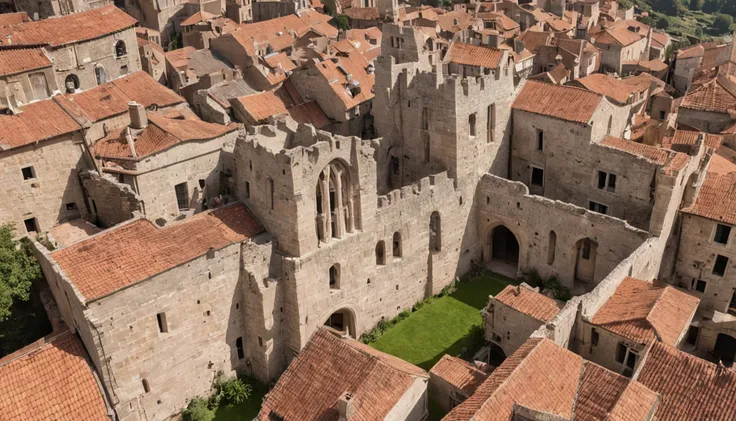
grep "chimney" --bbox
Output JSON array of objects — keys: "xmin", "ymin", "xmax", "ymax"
[
  {"xmin": 338, "ymin": 392, "xmax": 355, "ymax": 421},
  {"xmin": 128, "ymin": 101, "xmax": 147, "ymax": 129},
  {"xmin": 125, "ymin": 127, "xmax": 138, "ymax": 159}
]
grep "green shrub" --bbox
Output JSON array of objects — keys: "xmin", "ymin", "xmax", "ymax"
[
  {"xmin": 211, "ymin": 373, "xmax": 252, "ymax": 407},
  {"xmin": 713, "ymin": 13, "xmax": 733, "ymax": 33},
  {"xmin": 182, "ymin": 398, "xmax": 214, "ymax": 421},
  {"xmin": 657, "ymin": 17, "xmax": 671, "ymax": 29},
  {"xmin": 521, "ymin": 269, "xmax": 572, "ymax": 302}
]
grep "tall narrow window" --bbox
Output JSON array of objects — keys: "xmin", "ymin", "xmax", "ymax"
[
  {"xmin": 430, "ymin": 212, "xmax": 441, "ymax": 252},
  {"xmin": 581, "ymin": 238, "xmax": 592, "ymax": 260},
  {"xmin": 547, "ymin": 231, "xmax": 556, "ymax": 265},
  {"xmin": 422, "ymin": 107, "xmax": 429, "ymax": 130},
  {"xmin": 393, "ymin": 232, "xmax": 402, "ymax": 257},
  {"xmin": 175, "ymin": 182, "xmax": 189, "ymax": 210},
  {"xmin": 156, "ymin": 312, "xmax": 168, "ymax": 333},
  {"xmin": 469, "ymin": 113, "xmax": 476, "ymax": 137},
  {"xmin": 236, "ymin": 337, "xmax": 244, "ymax": 359},
  {"xmin": 714, "ymin": 224, "xmax": 731, "ymax": 244},
  {"xmin": 713, "ymin": 255, "xmax": 729, "ymax": 277},
  {"xmin": 376, "ymin": 241, "xmax": 386, "ymax": 265},
  {"xmin": 142, "ymin": 379, "xmax": 151, "ymax": 393},
  {"xmin": 607, "ymin": 115, "xmax": 613, "ymax": 135},
  {"xmin": 94, "ymin": 66, "xmax": 107, "ymax": 85},
  {"xmin": 729, "ymin": 291, "xmax": 736, "ymax": 313},
  {"xmin": 487, "ymin": 104, "xmax": 496, "ymax": 143},
  {"xmin": 115, "ymin": 40, "xmax": 127, "ymax": 57},
  {"xmin": 245, "ymin": 181, "xmax": 251, "ymax": 198},
  {"xmin": 21, "ymin": 166, "xmax": 35, "ymax": 180},
  {"xmin": 268, "ymin": 178, "xmax": 274, "ymax": 210},
  {"xmin": 536, "ymin": 130, "xmax": 544, "ymax": 151},
  {"xmin": 329, "ymin": 264, "xmax": 340, "ymax": 289},
  {"xmin": 424, "ymin": 133, "xmax": 430, "ymax": 162}
]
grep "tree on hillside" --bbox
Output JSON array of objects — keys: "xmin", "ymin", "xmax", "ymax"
[
  {"xmin": 721, "ymin": 1, "xmax": 736, "ymax": 18},
  {"xmin": 702, "ymin": 0, "xmax": 723, "ymax": 14},
  {"xmin": 0, "ymin": 224, "xmax": 40, "ymax": 321},
  {"xmin": 689, "ymin": 0, "xmax": 703, "ymax": 10},
  {"xmin": 657, "ymin": 17, "xmax": 671, "ymax": 29},
  {"xmin": 713, "ymin": 13, "xmax": 734, "ymax": 33},
  {"xmin": 654, "ymin": 0, "xmax": 687, "ymax": 16}
]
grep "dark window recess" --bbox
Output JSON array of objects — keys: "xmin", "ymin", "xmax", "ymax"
[
  {"xmin": 581, "ymin": 238, "xmax": 592, "ymax": 260},
  {"xmin": 23, "ymin": 218, "xmax": 37, "ymax": 234},
  {"xmin": 659, "ymin": 110, "xmax": 666, "ymax": 119},
  {"xmin": 65, "ymin": 203, "xmax": 78, "ymax": 211},
  {"xmin": 175, "ymin": 182, "xmax": 189, "ymax": 210},
  {"xmin": 713, "ymin": 255, "xmax": 729, "ymax": 276},
  {"xmin": 142, "ymin": 379, "xmax": 151, "ymax": 393},
  {"xmin": 536, "ymin": 130, "xmax": 544, "ymax": 151},
  {"xmin": 589, "ymin": 201, "xmax": 608, "ymax": 215},
  {"xmin": 626, "ymin": 352, "xmax": 637, "ymax": 369},
  {"xmin": 714, "ymin": 224, "xmax": 731, "ymax": 244},
  {"xmin": 730, "ymin": 290, "xmax": 736, "ymax": 310},
  {"xmin": 118, "ymin": 173, "xmax": 125, "ymax": 183},
  {"xmin": 531, "ymin": 167, "xmax": 544, "ymax": 186},
  {"xmin": 245, "ymin": 181, "xmax": 251, "ymax": 198},
  {"xmin": 597, "ymin": 171, "xmax": 616, "ymax": 192},
  {"xmin": 686, "ymin": 325, "xmax": 699, "ymax": 345},
  {"xmin": 236, "ymin": 337, "xmax": 244, "ymax": 360},
  {"xmin": 615, "ymin": 343, "xmax": 626, "ymax": 364},
  {"xmin": 156, "ymin": 312, "xmax": 168, "ymax": 333},
  {"xmin": 21, "ymin": 166, "xmax": 35, "ymax": 180},
  {"xmin": 696, "ymin": 279, "xmax": 707, "ymax": 293},
  {"xmin": 591, "ymin": 328, "xmax": 599, "ymax": 346}
]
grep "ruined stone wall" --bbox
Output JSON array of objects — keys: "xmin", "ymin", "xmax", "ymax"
[
  {"xmin": 0, "ymin": 66, "xmax": 58, "ymax": 107},
  {"xmin": 677, "ymin": 108, "xmax": 734, "ymax": 134},
  {"xmin": 0, "ymin": 133, "xmax": 92, "ymax": 236},
  {"xmin": 476, "ymin": 175, "xmax": 650, "ymax": 288},
  {"xmin": 485, "ymin": 295, "xmax": 549, "ymax": 357},
  {"xmin": 80, "ymin": 170, "xmax": 143, "ymax": 228}
]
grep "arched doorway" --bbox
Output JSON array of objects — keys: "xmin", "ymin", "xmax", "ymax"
[
  {"xmin": 489, "ymin": 225, "xmax": 519, "ymax": 278},
  {"xmin": 323, "ymin": 308, "xmax": 356, "ymax": 338},
  {"xmin": 574, "ymin": 238, "xmax": 598, "ymax": 284},
  {"xmin": 714, "ymin": 334, "xmax": 736, "ymax": 366}
]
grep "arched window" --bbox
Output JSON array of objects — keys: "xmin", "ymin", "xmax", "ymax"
[
  {"xmin": 548, "ymin": 231, "xmax": 556, "ymax": 265},
  {"xmin": 469, "ymin": 113, "xmax": 476, "ymax": 137},
  {"xmin": 115, "ymin": 40, "xmax": 127, "ymax": 57},
  {"xmin": 64, "ymin": 74, "xmax": 79, "ymax": 93},
  {"xmin": 329, "ymin": 264, "xmax": 340, "ymax": 289},
  {"xmin": 376, "ymin": 241, "xmax": 385, "ymax": 265},
  {"xmin": 315, "ymin": 160, "xmax": 354, "ymax": 242},
  {"xmin": 393, "ymin": 232, "xmax": 402, "ymax": 258},
  {"xmin": 95, "ymin": 66, "xmax": 107, "ymax": 85},
  {"xmin": 430, "ymin": 212, "xmax": 441, "ymax": 252}
]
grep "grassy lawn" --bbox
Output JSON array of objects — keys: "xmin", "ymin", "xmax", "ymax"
[
  {"xmin": 213, "ymin": 380, "xmax": 269, "ymax": 421},
  {"xmin": 369, "ymin": 272, "xmax": 510, "ymax": 371}
]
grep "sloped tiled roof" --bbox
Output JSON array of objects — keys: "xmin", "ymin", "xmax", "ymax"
[
  {"xmin": 299, "ymin": 10, "xmax": 339, "ymax": 38},
  {"xmin": 430, "ymin": 355, "xmax": 488, "ymax": 396},
  {"xmin": 314, "ymin": 53, "xmax": 374, "ymax": 110},
  {"xmin": 519, "ymin": 30, "xmax": 552, "ymax": 54},
  {"xmin": 592, "ymin": 24, "xmax": 643, "ymax": 46},
  {"xmin": 662, "ymin": 130, "xmax": 723, "ymax": 151},
  {"xmin": 52, "ymin": 203, "xmax": 264, "ymax": 302},
  {"xmin": 677, "ymin": 43, "xmax": 705, "ymax": 59},
  {"xmin": 0, "ymin": 5, "xmax": 136, "ymax": 48},
  {"xmin": 344, "ymin": 7, "xmax": 380, "ymax": 20},
  {"xmin": 512, "ymin": 80, "xmax": 603, "ymax": 124},
  {"xmin": 682, "ymin": 170, "xmax": 736, "ymax": 225},
  {"xmin": 444, "ymin": 338, "xmax": 658, "ymax": 420},
  {"xmin": 591, "ymin": 277, "xmax": 699, "ymax": 347},
  {"xmin": 0, "ymin": 96, "xmax": 83, "ymax": 151},
  {"xmin": 600, "ymin": 136, "xmax": 671, "ymax": 165},
  {"xmin": 0, "ymin": 11, "xmax": 29, "ymax": 26},
  {"xmin": 494, "ymin": 284, "xmax": 562, "ymax": 323},
  {"xmin": 234, "ymin": 89, "xmax": 329, "ymax": 128},
  {"xmin": 180, "ymin": 10, "xmax": 217, "ymax": 26},
  {"xmin": 681, "ymin": 74, "xmax": 736, "ymax": 114},
  {"xmin": 0, "ymin": 48, "xmax": 51, "ymax": 77},
  {"xmin": 0, "ymin": 331, "xmax": 108, "ymax": 421},
  {"xmin": 257, "ymin": 328, "xmax": 427, "ymax": 421},
  {"xmin": 94, "ymin": 111, "xmax": 237, "ymax": 160},
  {"xmin": 443, "ymin": 42, "xmax": 504, "ymax": 69},
  {"xmin": 637, "ymin": 342, "xmax": 736, "ymax": 421}
]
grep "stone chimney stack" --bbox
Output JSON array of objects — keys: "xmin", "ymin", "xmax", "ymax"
[
  {"xmin": 337, "ymin": 392, "xmax": 355, "ymax": 421},
  {"xmin": 128, "ymin": 101, "xmax": 148, "ymax": 129}
]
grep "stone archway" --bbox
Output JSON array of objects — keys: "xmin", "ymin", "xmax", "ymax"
[
  {"xmin": 488, "ymin": 225, "xmax": 519, "ymax": 278},
  {"xmin": 323, "ymin": 307, "xmax": 357, "ymax": 339},
  {"xmin": 714, "ymin": 334, "xmax": 736, "ymax": 366}
]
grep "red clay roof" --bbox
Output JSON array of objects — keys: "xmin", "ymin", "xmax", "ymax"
[
  {"xmin": 0, "ymin": 331, "xmax": 108, "ymax": 421},
  {"xmin": 235, "ymin": 89, "xmax": 329, "ymax": 127},
  {"xmin": 0, "ymin": 5, "xmax": 137, "ymax": 48},
  {"xmin": 494, "ymin": 284, "xmax": 562, "ymax": 323},
  {"xmin": 344, "ymin": 7, "xmax": 380, "ymax": 20},
  {"xmin": 430, "ymin": 355, "xmax": 488, "ymax": 396},
  {"xmin": 0, "ymin": 96, "xmax": 83, "ymax": 151},
  {"xmin": 512, "ymin": 80, "xmax": 603, "ymax": 124},
  {"xmin": 65, "ymin": 71, "xmax": 185, "ymax": 122},
  {"xmin": 677, "ymin": 43, "xmax": 704, "ymax": 59},
  {"xmin": 314, "ymin": 53, "xmax": 374, "ymax": 110},
  {"xmin": 592, "ymin": 24, "xmax": 643, "ymax": 46},
  {"xmin": 298, "ymin": 10, "xmax": 339, "ymax": 38},
  {"xmin": 637, "ymin": 342, "xmax": 736, "ymax": 421},
  {"xmin": 591, "ymin": 277, "xmax": 699, "ymax": 347},
  {"xmin": 682, "ymin": 171, "xmax": 736, "ymax": 225},
  {"xmin": 0, "ymin": 47, "xmax": 51, "ymax": 77},
  {"xmin": 94, "ymin": 112, "xmax": 237, "ymax": 160},
  {"xmin": 444, "ymin": 338, "xmax": 658, "ymax": 420},
  {"xmin": 180, "ymin": 10, "xmax": 217, "ymax": 26},
  {"xmin": 52, "ymin": 203, "xmax": 264, "ymax": 302},
  {"xmin": 0, "ymin": 11, "xmax": 29, "ymax": 26},
  {"xmin": 663, "ymin": 130, "xmax": 723, "ymax": 151},
  {"xmin": 519, "ymin": 30, "xmax": 553, "ymax": 54},
  {"xmin": 443, "ymin": 42, "xmax": 504, "ymax": 69},
  {"xmin": 681, "ymin": 74, "xmax": 736, "ymax": 114},
  {"xmin": 600, "ymin": 136, "xmax": 690, "ymax": 176},
  {"xmin": 258, "ymin": 328, "xmax": 427, "ymax": 421}
]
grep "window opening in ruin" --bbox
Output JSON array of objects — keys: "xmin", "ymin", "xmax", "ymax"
[
  {"xmin": 430, "ymin": 212, "xmax": 441, "ymax": 252},
  {"xmin": 581, "ymin": 238, "xmax": 592, "ymax": 260},
  {"xmin": 547, "ymin": 231, "xmax": 556, "ymax": 265},
  {"xmin": 94, "ymin": 66, "xmax": 107, "ymax": 86},
  {"xmin": 589, "ymin": 201, "xmax": 608, "ymax": 215},
  {"xmin": 65, "ymin": 203, "xmax": 78, "ymax": 211},
  {"xmin": 607, "ymin": 116, "xmax": 613, "ymax": 136},
  {"xmin": 659, "ymin": 110, "xmax": 666, "ymax": 119},
  {"xmin": 422, "ymin": 107, "xmax": 429, "ymax": 130},
  {"xmin": 424, "ymin": 133, "xmax": 430, "ymax": 162},
  {"xmin": 142, "ymin": 379, "xmax": 151, "ymax": 393},
  {"xmin": 23, "ymin": 218, "xmax": 37, "ymax": 234},
  {"xmin": 118, "ymin": 173, "xmax": 125, "ymax": 183},
  {"xmin": 236, "ymin": 337, "xmax": 244, "ymax": 359},
  {"xmin": 469, "ymin": 113, "xmax": 476, "ymax": 137},
  {"xmin": 393, "ymin": 232, "xmax": 402, "ymax": 258},
  {"xmin": 175, "ymin": 182, "xmax": 189, "ymax": 210},
  {"xmin": 21, "ymin": 166, "xmax": 35, "ymax": 180},
  {"xmin": 258, "ymin": 336, "xmax": 263, "ymax": 346},
  {"xmin": 531, "ymin": 167, "xmax": 544, "ymax": 187},
  {"xmin": 115, "ymin": 40, "xmax": 127, "ymax": 57},
  {"xmin": 376, "ymin": 241, "xmax": 386, "ymax": 265},
  {"xmin": 686, "ymin": 325, "xmax": 699, "ymax": 345},
  {"xmin": 713, "ymin": 255, "xmax": 729, "ymax": 277},
  {"xmin": 695, "ymin": 279, "xmax": 707, "ymax": 293},
  {"xmin": 597, "ymin": 171, "xmax": 616, "ymax": 192},
  {"xmin": 329, "ymin": 264, "xmax": 340, "ymax": 289},
  {"xmin": 715, "ymin": 224, "xmax": 731, "ymax": 244},
  {"xmin": 268, "ymin": 178, "xmax": 274, "ymax": 210},
  {"xmin": 591, "ymin": 328, "xmax": 599, "ymax": 346},
  {"xmin": 156, "ymin": 312, "xmax": 168, "ymax": 333},
  {"xmin": 536, "ymin": 130, "xmax": 544, "ymax": 151},
  {"xmin": 391, "ymin": 156, "xmax": 400, "ymax": 175},
  {"xmin": 487, "ymin": 104, "xmax": 496, "ymax": 143},
  {"xmin": 120, "ymin": 65, "xmax": 129, "ymax": 75}
]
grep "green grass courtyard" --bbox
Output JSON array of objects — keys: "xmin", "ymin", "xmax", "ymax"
[{"xmin": 369, "ymin": 272, "xmax": 511, "ymax": 371}]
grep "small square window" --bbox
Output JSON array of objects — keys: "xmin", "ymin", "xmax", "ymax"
[
  {"xmin": 695, "ymin": 279, "xmax": 707, "ymax": 293},
  {"xmin": 531, "ymin": 167, "xmax": 544, "ymax": 187},
  {"xmin": 713, "ymin": 255, "xmax": 728, "ymax": 277},
  {"xmin": 65, "ymin": 202, "xmax": 78, "ymax": 211},
  {"xmin": 589, "ymin": 201, "xmax": 608, "ymax": 215},
  {"xmin": 21, "ymin": 166, "xmax": 35, "ymax": 180},
  {"xmin": 24, "ymin": 218, "xmax": 38, "ymax": 234},
  {"xmin": 714, "ymin": 224, "xmax": 731, "ymax": 244}
]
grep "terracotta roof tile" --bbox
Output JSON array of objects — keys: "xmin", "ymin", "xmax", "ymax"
[
  {"xmin": 638, "ymin": 342, "xmax": 736, "ymax": 421},
  {"xmin": 600, "ymin": 136, "xmax": 670, "ymax": 165},
  {"xmin": 574, "ymin": 73, "xmax": 662, "ymax": 104},
  {"xmin": 258, "ymin": 328, "xmax": 427, "ymax": 421},
  {"xmin": 430, "ymin": 355, "xmax": 488, "ymax": 396},
  {"xmin": 263, "ymin": 52, "xmax": 297, "ymax": 72},
  {"xmin": 512, "ymin": 80, "xmax": 603, "ymax": 124},
  {"xmin": 591, "ymin": 277, "xmax": 699, "ymax": 346},
  {"xmin": 180, "ymin": 10, "xmax": 217, "ymax": 26},
  {"xmin": 0, "ymin": 5, "xmax": 136, "ymax": 48},
  {"xmin": 0, "ymin": 11, "xmax": 29, "ymax": 26},
  {"xmin": 519, "ymin": 30, "xmax": 553, "ymax": 54},
  {"xmin": 677, "ymin": 44, "xmax": 704, "ymax": 59},
  {"xmin": 494, "ymin": 284, "xmax": 562, "ymax": 322},
  {"xmin": 0, "ymin": 331, "xmax": 108, "ymax": 421},
  {"xmin": 314, "ymin": 53, "xmax": 374, "ymax": 110},
  {"xmin": 344, "ymin": 7, "xmax": 380, "ymax": 20},
  {"xmin": 681, "ymin": 74, "xmax": 736, "ymax": 114},
  {"xmin": 65, "ymin": 71, "xmax": 185, "ymax": 122},
  {"xmin": 437, "ymin": 10, "xmax": 477, "ymax": 33},
  {"xmin": 0, "ymin": 96, "xmax": 83, "ymax": 150},
  {"xmin": 235, "ymin": 14, "xmax": 310, "ymax": 53},
  {"xmin": 443, "ymin": 42, "xmax": 504, "ymax": 69},
  {"xmin": 663, "ymin": 129, "xmax": 723, "ymax": 151},
  {"xmin": 298, "ymin": 10, "xmax": 339, "ymax": 38},
  {"xmin": 593, "ymin": 24, "xmax": 643, "ymax": 46},
  {"xmin": 573, "ymin": 363, "xmax": 630, "ymax": 420},
  {"xmin": 52, "ymin": 203, "xmax": 264, "ymax": 302},
  {"xmin": 0, "ymin": 47, "xmax": 51, "ymax": 77},
  {"xmin": 682, "ymin": 171, "xmax": 736, "ymax": 225}
]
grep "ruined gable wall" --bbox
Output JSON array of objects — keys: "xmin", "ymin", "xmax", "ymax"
[
  {"xmin": 81, "ymin": 170, "xmax": 143, "ymax": 228},
  {"xmin": 0, "ymin": 133, "xmax": 91, "ymax": 236}
]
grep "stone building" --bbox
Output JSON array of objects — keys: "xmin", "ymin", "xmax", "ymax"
[
  {"xmin": 678, "ymin": 73, "xmax": 736, "ymax": 134},
  {"xmin": 164, "ymin": 46, "xmax": 239, "ymax": 104},
  {"xmin": 0, "ymin": 48, "xmax": 56, "ymax": 110},
  {"xmin": 8, "ymin": 0, "xmax": 110, "ymax": 20},
  {"xmin": 124, "ymin": 0, "xmax": 225, "ymax": 46},
  {"xmin": 589, "ymin": 21, "xmax": 651, "ymax": 75},
  {"xmin": 0, "ymin": 6, "xmax": 141, "ymax": 92},
  {"xmin": 428, "ymin": 354, "xmax": 488, "ymax": 412}
]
